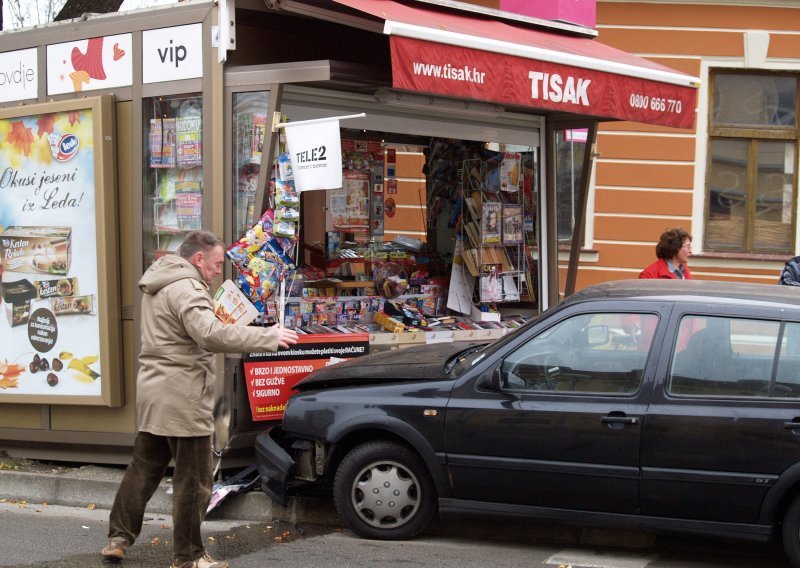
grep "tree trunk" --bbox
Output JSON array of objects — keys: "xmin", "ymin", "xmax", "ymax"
[{"xmin": 54, "ymin": 0, "xmax": 123, "ymax": 22}]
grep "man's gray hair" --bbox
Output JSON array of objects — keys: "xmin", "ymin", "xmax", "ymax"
[{"xmin": 178, "ymin": 230, "xmax": 224, "ymax": 259}]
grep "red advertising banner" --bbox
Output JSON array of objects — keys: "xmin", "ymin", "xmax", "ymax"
[
  {"xmin": 390, "ymin": 36, "xmax": 697, "ymax": 129},
  {"xmin": 242, "ymin": 333, "xmax": 370, "ymax": 421}
]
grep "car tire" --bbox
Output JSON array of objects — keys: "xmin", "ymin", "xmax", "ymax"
[
  {"xmin": 333, "ymin": 441, "xmax": 437, "ymax": 540},
  {"xmin": 783, "ymin": 495, "xmax": 800, "ymax": 567}
]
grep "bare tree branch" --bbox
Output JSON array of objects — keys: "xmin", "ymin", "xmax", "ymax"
[
  {"xmin": 54, "ymin": 0, "xmax": 123, "ymax": 21},
  {"xmin": 3, "ymin": 0, "xmax": 67, "ymax": 28}
]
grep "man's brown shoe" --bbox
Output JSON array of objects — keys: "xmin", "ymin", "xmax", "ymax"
[{"xmin": 101, "ymin": 536, "xmax": 129, "ymax": 559}]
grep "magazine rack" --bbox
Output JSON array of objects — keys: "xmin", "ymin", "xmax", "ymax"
[
  {"xmin": 142, "ymin": 94, "xmax": 204, "ymax": 265},
  {"xmin": 458, "ymin": 153, "xmax": 534, "ymax": 306}
]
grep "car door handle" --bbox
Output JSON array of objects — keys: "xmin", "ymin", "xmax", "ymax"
[{"xmin": 602, "ymin": 416, "xmax": 639, "ymax": 425}]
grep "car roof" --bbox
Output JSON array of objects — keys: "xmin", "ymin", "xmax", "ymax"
[{"xmin": 565, "ymin": 279, "xmax": 800, "ymax": 309}]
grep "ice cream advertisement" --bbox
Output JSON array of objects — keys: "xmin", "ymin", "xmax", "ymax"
[
  {"xmin": 46, "ymin": 34, "xmax": 133, "ymax": 96},
  {"xmin": 0, "ymin": 102, "xmax": 111, "ymax": 402}
]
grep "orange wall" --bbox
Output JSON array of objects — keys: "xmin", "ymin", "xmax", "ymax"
[{"xmin": 575, "ymin": 2, "xmax": 800, "ymax": 294}]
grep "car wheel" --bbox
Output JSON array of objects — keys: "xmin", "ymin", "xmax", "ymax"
[
  {"xmin": 333, "ymin": 441, "xmax": 437, "ymax": 540},
  {"xmin": 782, "ymin": 495, "xmax": 800, "ymax": 567}
]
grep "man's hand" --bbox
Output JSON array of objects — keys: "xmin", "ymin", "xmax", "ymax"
[{"xmin": 276, "ymin": 327, "xmax": 299, "ymax": 349}]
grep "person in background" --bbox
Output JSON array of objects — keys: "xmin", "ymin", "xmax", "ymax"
[
  {"xmin": 640, "ymin": 227, "xmax": 693, "ymax": 280},
  {"xmin": 779, "ymin": 255, "xmax": 800, "ymax": 286},
  {"xmin": 101, "ymin": 230, "xmax": 298, "ymax": 568}
]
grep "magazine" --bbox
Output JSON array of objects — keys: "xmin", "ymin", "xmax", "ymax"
[
  {"xmin": 502, "ymin": 204, "xmax": 523, "ymax": 244},
  {"xmin": 213, "ymin": 280, "xmax": 259, "ymax": 326},
  {"xmin": 500, "ymin": 151, "xmax": 522, "ymax": 192},
  {"xmin": 176, "ymin": 115, "xmax": 202, "ymax": 168},
  {"xmin": 149, "ymin": 118, "xmax": 176, "ymax": 168},
  {"xmin": 481, "ymin": 202, "xmax": 502, "ymax": 245}
]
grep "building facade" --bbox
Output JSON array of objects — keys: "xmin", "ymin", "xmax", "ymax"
[{"xmin": 580, "ymin": 0, "xmax": 800, "ymax": 288}]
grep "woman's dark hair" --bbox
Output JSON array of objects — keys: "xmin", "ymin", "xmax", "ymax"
[
  {"xmin": 655, "ymin": 227, "xmax": 691, "ymax": 260},
  {"xmin": 178, "ymin": 230, "xmax": 223, "ymax": 259}
]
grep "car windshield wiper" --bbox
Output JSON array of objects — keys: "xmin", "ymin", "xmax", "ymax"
[{"xmin": 445, "ymin": 344, "xmax": 485, "ymax": 373}]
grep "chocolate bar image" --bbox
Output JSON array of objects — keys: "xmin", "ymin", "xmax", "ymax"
[
  {"xmin": 51, "ymin": 294, "xmax": 96, "ymax": 316},
  {"xmin": 35, "ymin": 277, "xmax": 78, "ymax": 299}
]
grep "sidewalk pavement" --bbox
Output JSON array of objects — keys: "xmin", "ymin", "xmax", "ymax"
[
  {"xmin": 0, "ymin": 464, "xmax": 657, "ymax": 549},
  {"xmin": 0, "ymin": 464, "xmax": 341, "ymax": 525}
]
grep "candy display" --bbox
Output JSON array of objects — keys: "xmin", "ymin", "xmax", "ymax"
[{"xmin": 224, "ymin": 150, "xmax": 301, "ymax": 318}]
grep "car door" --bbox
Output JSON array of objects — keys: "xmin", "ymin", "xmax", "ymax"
[
  {"xmin": 444, "ymin": 301, "xmax": 669, "ymax": 514},
  {"xmin": 641, "ymin": 307, "xmax": 800, "ymax": 524}
]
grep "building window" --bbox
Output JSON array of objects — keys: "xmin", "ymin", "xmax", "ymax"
[{"xmin": 705, "ymin": 71, "xmax": 799, "ymax": 254}]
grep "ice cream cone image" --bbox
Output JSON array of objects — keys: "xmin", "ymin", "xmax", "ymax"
[{"xmin": 69, "ymin": 70, "xmax": 90, "ymax": 92}]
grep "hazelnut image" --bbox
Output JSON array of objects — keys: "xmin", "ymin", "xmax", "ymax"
[
  {"xmin": 47, "ymin": 373, "xmax": 58, "ymax": 387},
  {"xmin": 39, "ymin": 358, "xmax": 49, "ymax": 371},
  {"xmin": 52, "ymin": 358, "xmax": 63, "ymax": 371}
]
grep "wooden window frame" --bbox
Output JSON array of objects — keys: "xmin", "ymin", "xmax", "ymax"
[{"xmin": 704, "ymin": 70, "xmax": 800, "ymax": 254}]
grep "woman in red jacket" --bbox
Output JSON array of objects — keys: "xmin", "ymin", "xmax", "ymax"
[{"xmin": 640, "ymin": 227, "xmax": 693, "ymax": 280}]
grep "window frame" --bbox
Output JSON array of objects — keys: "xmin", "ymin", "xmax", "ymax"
[
  {"xmin": 499, "ymin": 311, "xmax": 658, "ymax": 396},
  {"xmin": 666, "ymin": 313, "xmax": 800, "ymax": 400},
  {"xmin": 704, "ymin": 69, "xmax": 800, "ymax": 254}
]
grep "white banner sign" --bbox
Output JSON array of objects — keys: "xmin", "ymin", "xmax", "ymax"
[
  {"xmin": 0, "ymin": 48, "xmax": 38, "ymax": 103},
  {"xmin": 283, "ymin": 118, "xmax": 343, "ymax": 192},
  {"xmin": 46, "ymin": 34, "xmax": 132, "ymax": 95},
  {"xmin": 142, "ymin": 24, "xmax": 203, "ymax": 84}
]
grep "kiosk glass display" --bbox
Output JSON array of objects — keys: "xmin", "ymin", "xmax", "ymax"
[
  {"xmin": 142, "ymin": 94, "xmax": 204, "ymax": 266},
  {"xmin": 232, "ymin": 91, "xmax": 270, "ymax": 238}
]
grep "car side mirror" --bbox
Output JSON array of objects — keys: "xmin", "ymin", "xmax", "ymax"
[
  {"xmin": 587, "ymin": 325, "xmax": 609, "ymax": 346},
  {"xmin": 485, "ymin": 365, "xmax": 503, "ymax": 390}
]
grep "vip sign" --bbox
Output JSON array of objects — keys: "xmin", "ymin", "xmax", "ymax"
[
  {"xmin": 142, "ymin": 24, "xmax": 203, "ymax": 84},
  {"xmin": 0, "ymin": 49, "xmax": 38, "ymax": 103}
]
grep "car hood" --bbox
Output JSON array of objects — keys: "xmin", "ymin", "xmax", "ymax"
[{"xmin": 294, "ymin": 341, "xmax": 487, "ymax": 390}]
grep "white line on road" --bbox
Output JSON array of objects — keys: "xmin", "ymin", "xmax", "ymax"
[{"xmin": 546, "ymin": 548, "xmax": 655, "ymax": 568}]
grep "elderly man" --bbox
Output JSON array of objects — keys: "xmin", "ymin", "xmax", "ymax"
[{"xmin": 102, "ymin": 230, "xmax": 297, "ymax": 568}]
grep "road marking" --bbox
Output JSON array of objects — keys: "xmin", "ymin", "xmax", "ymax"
[{"xmin": 545, "ymin": 548, "xmax": 654, "ymax": 568}]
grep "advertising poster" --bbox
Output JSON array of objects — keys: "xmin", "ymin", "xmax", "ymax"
[
  {"xmin": 46, "ymin": 34, "xmax": 133, "ymax": 96},
  {"xmin": 0, "ymin": 97, "xmax": 120, "ymax": 405},
  {"xmin": 243, "ymin": 333, "xmax": 369, "ymax": 421},
  {"xmin": 330, "ymin": 170, "xmax": 370, "ymax": 232}
]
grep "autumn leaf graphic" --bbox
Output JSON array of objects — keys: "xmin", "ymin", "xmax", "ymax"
[
  {"xmin": 36, "ymin": 114, "xmax": 56, "ymax": 138},
  {"xmin": 7, "ymin": 121, "xmax": 35, "ymax": 156},
  {"xmin": 0, "ymin": 360, "xmax": 25, "ymax": 389}
]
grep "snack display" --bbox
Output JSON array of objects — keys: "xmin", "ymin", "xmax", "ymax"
[{"xmin": 274, "ymin": 219, "xmax": 296, "ymax": 238}]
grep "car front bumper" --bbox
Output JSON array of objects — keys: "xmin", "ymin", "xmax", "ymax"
[{"xmin": 254, "ymin": 428, "xmax": 295, "ymax": 507}]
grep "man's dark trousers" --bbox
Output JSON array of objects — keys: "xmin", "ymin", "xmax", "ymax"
[{"xmin": 108, "ymin": 431, "xmax": 213, "ymax": 562}]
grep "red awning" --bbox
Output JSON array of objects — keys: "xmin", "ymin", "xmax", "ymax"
[{"xmin": 332, "ymin": 0, "xmax": 699, "ymax": 129}]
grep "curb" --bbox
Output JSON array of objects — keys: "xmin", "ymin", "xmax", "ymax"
[
  {"xmin": 0, "ymin": 466, "xmax": 341, "ymax": 526},
  {"xmin": 0, "ymin": 466, "xmax": 656, "ymax": 549}
]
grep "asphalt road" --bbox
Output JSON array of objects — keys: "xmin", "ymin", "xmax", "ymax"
[{"xmin": 0, "ymin": 500, "xmax": 790, "ymax": 568}]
